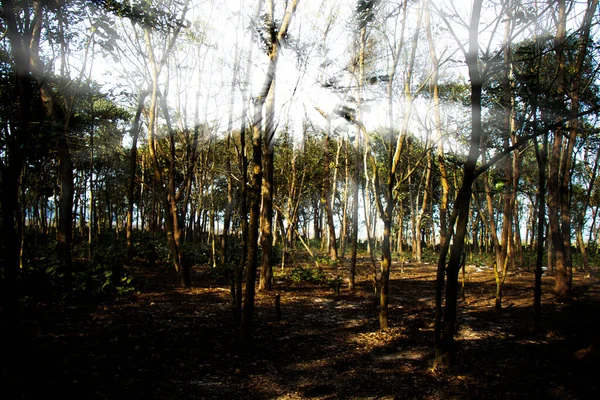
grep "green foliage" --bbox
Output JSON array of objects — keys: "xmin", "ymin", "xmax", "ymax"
[
  {"xmin": 288, "ymin": 265, "xmax": 343, "ymax": 297},
  {"xmin": 20, "ymin": 231, "xmax": 135, "ymax": 306},
  {"xmin": 356, "ymin": 0, "xmax": 380, "ymax": 29},
  {"xmin": 572, "ymin": 249, "xmax": 600, "ymax": 271},
  {"xmin": 316, "ymin": 256, "xmax": 340, "ymax": 267},
  {"xmin": 467, "ymin": 252, "xmax": 494, "ymax": 268},
  {"xmin": 208, "ymin": 263, "xmax": 235, "ymax": 284},
  {"xmin": 132, "ymin": 231, "xmax": 170, "ymax": 264},
  {"xmin": 180, "ymin": 241, "xmax": 210, "ymax": 267},
  {"xmin": 289, "ymin": 265, "xmax": 327, "ymax": 283},
  {"xmin": 419, "ymin": 248, "xmax": 439, "ymax": 264},
  {"xmin": 272, "ymin": 244, "xmax": 284, "ymax": 267},
  {"xmin": 91, "ymin": 0, "xmax": 188, "ymax": 32},
  {"xmin": 519, "ymin": 249, "xmax": 539, "ymax": 271},
  {"xmin": 68, "ymin": 260, "xmax": 135, "ymax": 298}
]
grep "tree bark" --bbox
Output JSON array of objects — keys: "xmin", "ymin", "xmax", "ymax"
[
  {"xmin": 141, "ymin": 1, "xmax": 190, "ymax": 286},
  {"xmin": 127, "ymin": 90, "xmax": 148, "ymax": 259},
  {"xmin": 534, "ymin": 132, "xmax": 547, "ymax": 323},
  {"xmin": 548, "ymin": 0, "xmax": 570, "ymax": 297},
  {"xmin": 323, "ymin": 120, "xmax": 339, "ymax": 261},
  {"xmin": 561, "ymin": 0, "xmax": 599, "ymax": 285},
  {"xmin": 242, "ymin": 0, "xmax": 299, "ymax": 340},
  {"xmin": 259, "ymin": 68, "xmax": 275, "ymax": 291},
  {"xmin": 415, "ymin": 150, "xmax": 432, "ymax": 263},
  {"xmin": 435, "ymin": 0, "xmax": 483, "ymax": 367},
  {"xmin": 221, "ymin": 41, "xmax": 240, "ymax": 267}
]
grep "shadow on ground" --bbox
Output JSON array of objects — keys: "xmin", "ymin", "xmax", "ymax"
[{"xmin": 4, "ymin": 261, "xmax": 600, "ymax": 399}]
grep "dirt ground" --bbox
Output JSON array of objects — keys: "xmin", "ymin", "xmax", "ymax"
[{"xmin": 6, "ymin": 257, "xmax": 600, "ymax": 399}]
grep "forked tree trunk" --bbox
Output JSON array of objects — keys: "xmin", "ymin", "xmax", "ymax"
[
  {"xmin": 370, "ymin": 0, "xmax": 419, "ymax": 331},
  {"xmin": 242, "ymin": 0, "xmax": 299, "ymax": 340},
  {"xmin": 259, "ymin": 44, "xmax": 276, "ymax": 291},
  {"xmin": 242, "ymin": 92, "xmax": 264, "ymax": 339},
  {"xmin": 435, "ymin": 0, "xmax": 483, "ymax": 367}
]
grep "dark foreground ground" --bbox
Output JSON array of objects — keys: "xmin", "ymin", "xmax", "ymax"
[{"xmin": 4, "ymin": 258, "xmax": 600, "ymax": 399}]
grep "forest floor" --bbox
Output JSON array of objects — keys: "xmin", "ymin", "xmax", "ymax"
[{"xmin": 6, "ymin": 255, "xmax": 600, "ymax": 399}]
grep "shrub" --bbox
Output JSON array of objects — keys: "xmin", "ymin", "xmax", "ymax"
[
  {"xmin": 289, "ymin": 265, "xmax": 327, "ymax": 283},
  {"xmin": 20, "ymin": 231, "xmax": 135, "ymax": 306},
  {"xmin": 180, "ymin": 241, "xmax": 210, "ymax": 267},
  {"xmin": 131, "ymin": 231, "xmax": 170, "ymax": 264}
]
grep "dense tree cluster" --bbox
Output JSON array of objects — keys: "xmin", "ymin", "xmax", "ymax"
[{"xmin": 1, "ymin": 0, "xmax": 599, "ymax": 369}]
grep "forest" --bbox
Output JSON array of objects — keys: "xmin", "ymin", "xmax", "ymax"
[{"xmin": 1, "ymin": 0, "xmax": 600, "ymax": 398}]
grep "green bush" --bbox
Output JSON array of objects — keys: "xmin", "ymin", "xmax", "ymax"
[
  {"xmin": 289, "ymin": 265, "xmax": 327, "ymax": 283},
  {"xmin": 131, "ymin": 231, "xmax": 170, "ymax": 264},
  {"xmin": 208, "ymin": 263, "xmax": 234, "ymax": 283},
  {"xmin": 20, "ymin": 231, "xmax": 135, "ymax": 306},
  {"xmin": 316, "ymin": 256, "xmax": 340, "ymax": 267},
  {"xmin": 68, "ymin": 260, "xmax": 135, "ymax": 298},
  {"xmin": 180, "ymin": 241, "xmax": 210, "ymax": 267},
  {"xmin": 419, "ymin": 248, "xmax": 439, "ymax": 264}
]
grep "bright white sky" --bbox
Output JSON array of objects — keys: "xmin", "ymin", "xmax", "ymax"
[
  {"xmin": 94, "ymin": 0, "xmax": 475, "ymax": 146},
  {"xmin": 92, "ymin": 0, "xmax": 591, "ymax": 148}
]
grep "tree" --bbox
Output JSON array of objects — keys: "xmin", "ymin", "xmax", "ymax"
[
  {"xmin": 433, "ymin": 0, "xmax": 486, "ymax": 366},
  {"xmin": 555, "ymin": 0, "xmax": 599, "ymax": 293},
  {"xmin": 242, "ymin": 0, "xmax": 300, "ymax": 340},
  {"xmin": 0, "ymin": 0, "xmax": 43, "ymax": 325},
  {"xmin": 365, "ymin": 0, "xmax": 424, "ymax": 330},
  {"xmin": 142, "ymin": 0, "xmax": 192, "ymax": 286},
  {"xmin": 126, "ymin": 89, "xmax": 148, "ymax": 258}
]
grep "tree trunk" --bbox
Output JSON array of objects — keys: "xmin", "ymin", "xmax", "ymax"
[
  {"xmin": 259, "ymin": 145, "xmax": 274, "ymax": 291},
  {"xmin": 560, "ymin": 0, "xmax": 599, "ymax": 286},
  {"xmin": 242, "ymin": 93, "xmax": 264, "ymax": 339},
  {"xmin": 242, "ymin": 0, "xmax": 299, "ymax": 340},
  {"xmin": 323, "ymin": 121, "xmax": 338, "ymax": 261},
  {"xmin": 349, "ymin": 127, "xmax": 360, "ymax": 291},
  {"xmin": 435, "ymin": 0, "xmax": 483, "ymax": 367},
  {"xmin": 234, "ymin": 21, "xmax": 254, "ymax": 319},
  {"xmin": 1, "ymin": 163, "xmax": 22, "ymax": 326},
  {"xmin": 349, "ymin": 22, "xmax": 367, "ymax": 291},
  {"xmin": 141, "ymin": 2, "xmax": 190, "ymax": 285},
  {"xmin": 259, "ymin": 40, "xmax": 276, "ymax": 291},
  {"xmin": 415, "ymin": 150, "xmax": 432, "ymax": 263},
  {"xmin": 57, "ymin": 135, "xmax": 74, "ymax": 272},
  {"xmin": 534, "ymin": 127, "xmax": 547, "ymax": 324},
  {"xmin": 547, "ymin": 0, "xmax": 570, "ymax": 297},
  {"xmin": 127, "ymin": 90, "xmax": 148, "ymax": 259},
  {"xmin": 379, "ymin": 217, "xmax": 392, "ymax": 330}
]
